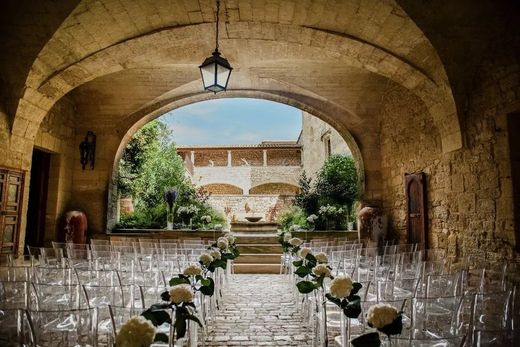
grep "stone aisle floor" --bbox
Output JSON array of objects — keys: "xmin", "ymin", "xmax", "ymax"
[{"xmin": 204, "ymin": 274, "xmax": 313, "ymax": 346}]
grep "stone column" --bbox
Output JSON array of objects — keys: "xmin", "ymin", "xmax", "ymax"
[
  {"xmin": 227, "ymin": 150, "xmax": 232, "ymax": 167},
  {"xmin": 263, "ymin": 150, "xmax": 267, "ymax": 166},
  {"xmin": 190, "ymin": 151, "xmax": 195, "ymax": 165}
]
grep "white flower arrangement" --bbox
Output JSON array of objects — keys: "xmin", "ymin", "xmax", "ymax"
[
  {"xmin": 224, "ymin": 233, "xmax": 236, "ymax": 245},
  {"xmin": 201, "ymin": 215, "xmax": 211, "ymax": 223},
  {"xmin": 298, "ymin": 247, "xmax": 312, "ymax": 259},
  {"xmin": 288, "ymin": 237, "xmax": 303, "ymax": 247},
  {"xmin": 289, "ymin": 224, "xmax": 301, "ymax": 232},
  {"xmin": 177, "ymin": 205, "xmax": 200, "ymax": 216},
  {"xmin": 319, "ymin": 205, "xmax": 344, "ymax": 216},
  {"xmin": 169, "ymin": 284, "xmax": 194, "ymax": 304},
  {"xmin": 183, "ymin": 264, "xmax": 203, "ymax": 276},
  {"xmin": 217, "ymin": 237, "xmax": 229, "ymax": 250},
  {"xmin": 306, "ymin": 214, "xmax": 318, "ymax": 223},
  {"xmin": 329, "ymin": 275, "xmax": 354, "ymax": 298},
  {"xmin": 314, "ymin": 252, "xmax": 328, "ymax": 264},
  {"xmin": 283, "ymin": 232, "xmax": 292, "ymax": 242},
  {"xmin": 213, "ymin": 224, "xmax": 223, "ymax": 231},
  {"xmin": 366, "ymin": 303, "xmax": 399, "ymax": 329},
  {"xmin": 198, "ymin": 253, "xmax": 214, "ymax": 265},
  {"xmin": 116, "ymin": 316, "xmax": 156, "ymax": 347},
  {"xmin": 312, "ymin": 264, "xmax": 331, "ymax": 278},
  {"xmin": 209, "ymin": 249, "xmax": 221, "ymax": 260}
]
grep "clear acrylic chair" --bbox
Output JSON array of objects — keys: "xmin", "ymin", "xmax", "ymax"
[
  {"xmin": 75, "ymin": 269, "xmax": 121, "ymax": 286},
  {"xmin": 412, "ymin": 295, "xmax": 464, "ymax": 339},
  {"xmin": 0, "ymin": 266, "xmax": 31, "ymax": 281},
  {"xmin": 0, "ymin": 280, "xmax": 35, "ymax": 309},
  {"xmin": 32, "ymin": 266, "xmax": 77, "ymax": 285},
  {"xmin": 377, "ymin": 278, "xmax": 420, "ymax": 301},
  {"xmin": 473, "ymin": 329, "xmax": 518, "ymax": 346},
  {"xmin": 28, "ymin": 307, "xmax": 98, "ymax": 346},
  {"xmin": 32, "ymin": 283, "xmax": 87, "ymax": 310},
  {"xmin": 0, "ymin": 308, "xmax": 35, "ymax": 346}
]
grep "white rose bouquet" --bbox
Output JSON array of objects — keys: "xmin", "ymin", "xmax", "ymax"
[
  {"xmin": 306, "ymin": 214, "xmax": 318, "ymax": 223},
  {"xmin": 116, "ymin": 316, "xmax": 156, "ymax": 347},
  {"xmin": 351, "ymin": 303, "xmax": 403, "ymax": 347},
  {"xmin": 200, "ymin": 215, "xmax": 211, "ymax": 223},
  {"xmin": 325, "ymin": 275, "xmax": 363, "ymax": 319}
]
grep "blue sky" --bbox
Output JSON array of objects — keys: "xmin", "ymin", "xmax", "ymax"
[{"xmin": 159, "ymin": 98, "xmax": 302, "ymax": 145}]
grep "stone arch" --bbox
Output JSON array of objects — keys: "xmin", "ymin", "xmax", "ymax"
[
  {"xmin": 12, "ymin": 19, "xmax": 461, "ymax": 157},
  {"xmin": 250, "ymin": 183, "xmax": 300, "ymax": 195},
  {"xmin": 200, "ymin": 183, "xmax": 243, "ymax": 195},
  {"xmin": 106, "ymin": 91, "xmax": 366, "ymax": 230}
]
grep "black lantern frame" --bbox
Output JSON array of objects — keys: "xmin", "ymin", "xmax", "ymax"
[{"xmin": 199, "ymin": 0, "xmax": 232, "ymax": 93}]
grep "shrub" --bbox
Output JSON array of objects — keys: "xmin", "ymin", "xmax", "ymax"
[{"xmin": 277, "ymin": 206, "xmax": 309, "ymax": 231}]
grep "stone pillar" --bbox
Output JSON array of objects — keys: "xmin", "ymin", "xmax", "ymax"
[
  {"xmin": 263, "ymin": 150, "xmax": 267, "ymax": 166},
  {"xmin": 227, "ymin": 150, "xmax": 232, "ymax": 167},
  {"xmin": 190, "ymin": 151, "xmax": 195, "ymax": 165}
]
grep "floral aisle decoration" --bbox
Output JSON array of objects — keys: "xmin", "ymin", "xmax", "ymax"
[
  {"xmin": 351, "ymin": 303, "xmax": 403, "ymax": 347},
  {"xmin": 177, "ymin": 205, "xmax": 200, "ymax": 228},
  {"xmin": 292, "ymin": 247, "xmax": 363, "ymax": 347},
  {"xmin": 116, "ymin": 247, "xmax": 235, "ymax": 346}
]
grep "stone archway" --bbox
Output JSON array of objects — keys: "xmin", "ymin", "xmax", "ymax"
[{"xmin": 106, "ymin": 93, "xmax": 366, "ymax": 230}]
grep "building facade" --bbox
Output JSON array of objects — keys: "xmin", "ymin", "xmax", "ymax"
[{"xmin": 177, "ymin": 142, "xmax": 302, "ymax": 223}]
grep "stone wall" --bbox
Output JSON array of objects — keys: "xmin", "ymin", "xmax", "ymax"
[
  {"xmin": 207, "ymin": 194, "xmax": 295, "ymax": 224},
  {"xmin": 250, "ymin": 183, "xmax": 300, "ymax": 195},
  {"xmin": 299, "ymin": 111, "xmax": 352, "ymax": 179},
  {"xmin": 380, "ymin": 60, "xmax": 519, "ymax": 258}
]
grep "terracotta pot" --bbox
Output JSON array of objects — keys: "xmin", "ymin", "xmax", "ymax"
[{"xmin": 60, "ymin": 211, "xmax": 88, "ymax": 244}]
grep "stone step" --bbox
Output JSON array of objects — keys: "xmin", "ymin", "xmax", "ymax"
[
  {"xmin": 237, "ymin": 243, "xmax": 282, "ymax": 253},
  {"xmin": 233, "ymin": 263, "xmax": 281, "ymax": 274},
  {"xmin": 233, "ymin": 234, "xmax": 279, "ymax": 244},
  {"xmin": 233, "ymin": 253, "xmax": 281, "ymax": 264}
]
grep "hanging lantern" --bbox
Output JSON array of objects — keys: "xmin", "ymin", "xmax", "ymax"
[{"xmin": 199, "ymin": 0, "xmax": 232, "ymax": 93}]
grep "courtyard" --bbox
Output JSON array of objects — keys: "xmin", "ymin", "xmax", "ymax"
[{"xmin": 1, "ymin": 0, "xmax": 520, "ymax": 346}]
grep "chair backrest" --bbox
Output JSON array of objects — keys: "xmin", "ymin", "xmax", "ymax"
[
  {"xmin": 0, "ymin": 308, "xmax": 35, "ymax": 345},
  {"xmin": 82, "ymin": 284, "xmax": 141, "ymax": 309},
  {"xmin": 422, "ymin": 272, "xmax": 462, "ymax": 298},
  {"xmin": 412, "ymin": 295, "xmax": 464, "ymax": 338},
  {"xmin": 28, "ymin": 307, "xmax": 97, "ymax": 346},
  {"xmin": 74, "ymin": 269, "xmax": 121, "ymax": 286},
  {"xmin": 90, "ymin": 239, "xmax": 110, "ymax": 246},
  {"xmin": 0, "ymin": 280, "xmax": 33, "ymax": 309},
  {"xmin": 0, "ymin": 266, "xmax": 31, "ymax": 282},
  {"xmin": 31, "ymin": 283, "xmax": 87, "ymax": 310}
]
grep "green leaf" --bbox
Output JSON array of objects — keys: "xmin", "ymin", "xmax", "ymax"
[
  {"xmin": 350, "ymin": 282, "xmax": 362, "ymax": 296},
  {"xmin": 200, "ymin": 277, "xmax": 215, "ymax": 296},
  {"xmin": 187, "ymin": 314, "xmax": 203, "ymax": 327},
  {"xmin": 325, "ymin": 293, "xmax": 342, "ymax": 307},
  {"xmin": 170, "ymin": 277, "xmax": 190, "ymax": 286},
  {"xmin": 160, "ymin": 291, "xmax": 170, "ymax": 302},
  {"xmin": 296, "ymin": 280, "xmax": 317, "ymax": 294},
  {"xmin": 305, "ymin": 253, "xmax": 317, "ymax": 263},
  {"xmin": 343, "ymin": 299, "xmax": 361, "ymax": 318},
  {"xmin": 174, "ymin": 315, "xmax": 187, "ymax": 339},
  {"xmin": 154, "ymin": 333, "xmax": 169, "ymax": 343},
  {"xmin": 293, "ymin": 259, "xmax": 303, "ymax": 267},
  {"xmin": 295, "ymin": 266, "xmax": 313, "ymax": 278},
  {"xmin": 211, "ymin": 259, "xmax": 227, "ymax": 269},
  {"xmin": 379, "ymin": 315, "xmax": 403, "ymax": 336},
  {"xmin": 142, "ymin": 309, "xmax": 171, "ymax": 327},
  {"xmin": 346, "ymin": 294, "xmax": 361, "ymax": 303},
  {"xmin": 351, "ymin": 332, "xmax": 381, "ymax": 347}
]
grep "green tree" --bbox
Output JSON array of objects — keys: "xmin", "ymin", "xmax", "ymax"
[
  {"xmin": 294, "ymin": 171, "xmax": 319, "ymax": 215},
  {"xmin": 315, "ymin": 155, "xmax": 359, "ymax": 217}
]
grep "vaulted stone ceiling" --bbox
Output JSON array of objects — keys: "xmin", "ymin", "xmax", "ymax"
[{"xmin": 1, "ymin": 0, "xmax": 518, "ymax": 158}]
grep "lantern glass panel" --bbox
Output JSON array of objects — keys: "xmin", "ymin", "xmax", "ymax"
[
  {"xmin": 200, "ymin": 62, "xmax": 216, "ymax": 89},
  {"xmin": 217, "ymin": 63, "xmax": 231, "ymax": 88}
]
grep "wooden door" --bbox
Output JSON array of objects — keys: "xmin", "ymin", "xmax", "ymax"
[
  {"xmin": 0, "ymin": 168, "xmax": 25, "ymax": 255},
  {"xmin": 405, "ymin": 172, "xmax": 427, "ymax": 249}
]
